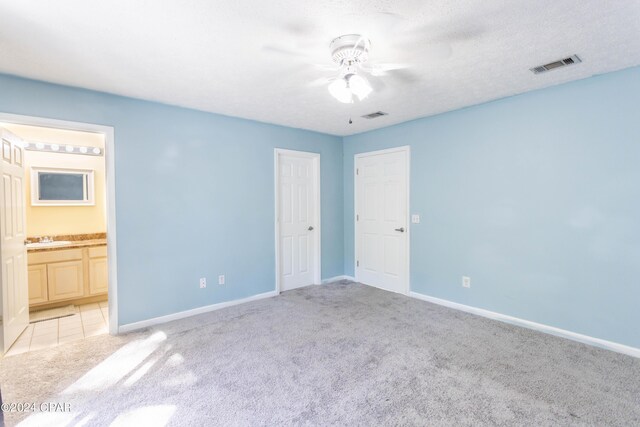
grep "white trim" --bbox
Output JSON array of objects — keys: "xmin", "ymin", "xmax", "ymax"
[
  {"xmin": 0, "ymin": 113, "xmax": 119, "ymax": 335},
  {"xmin": 409, "ymin": 291, "xmax": 640, "ymax": 359},
  {"xmin": 274, "ymin": 148, "xmax": 321, "ymax": 293},
  {"xmin": 321, "ymin": 275, "xmax": 356, "ymax": 284},
  {"xmin": 354, "ymin": 145, "xmax": 411, "ymax": 295},
  {"xmin": 119, "ymin": 290, "xmax": 278, "ymax": 333}
]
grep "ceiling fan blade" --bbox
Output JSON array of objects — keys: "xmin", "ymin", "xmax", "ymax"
[
  {"xmin": 310, "ymin": 63, "xmax": 340, "ymax": 72},
  {"xmin": 385, "ymin": 69, "xmax": 422, "ymax": 85},
  {"xmin": 423, "ymin": 43, "xmax": 453, "ymax": 61},
  {"xmin": 261, "ymin": 44, "xmax": 309, "ymax": 59},
  {"xmin": 361, "ymin": 63, "xmax": 409, "ymax": 76},
  {"xmin": 308, "ymin": 76, "xmax": 335, "ymax": 87},
  {"xmin": 281, "ymin": 21, "xmax": 318, "ymax": 37},
  {"xmin": 366, "ymin": 76, "xmax": 386, "ymax": 92},
  {"xmin": 351, "ymin": 35, "xmax": 370, "ymax": 52}
]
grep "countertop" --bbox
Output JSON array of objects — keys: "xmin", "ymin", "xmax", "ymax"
[{"xmin": 26, "ymin": 233, "xmax": 107, "ymax": 253}]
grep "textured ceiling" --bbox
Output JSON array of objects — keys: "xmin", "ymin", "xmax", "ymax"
[{"xmin": 0, "ymin": 1, "xmax": 639, "ymax": 136}]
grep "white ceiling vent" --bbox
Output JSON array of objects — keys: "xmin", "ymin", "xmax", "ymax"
[
  {"xmin": 530, "ymin": 55, "xmax": 581, "ymax": 74},
  {"xmin": 361, "ymin": 111, "xmax": 388, "ymax": 119}
]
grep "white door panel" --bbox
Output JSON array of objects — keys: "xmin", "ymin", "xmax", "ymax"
[
  {"xmin": 0, "ymin": 128, "xmax": 30, "ymax": 353},
  {"xmin": 277, "ymin": 151, "xmax": 319, "ymax": 291},
  {"xmin": 356, "ymin": 148, "xmax": 409, "ymax": 294}
]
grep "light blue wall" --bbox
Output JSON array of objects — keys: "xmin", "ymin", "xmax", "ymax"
[
  {"xmin": 3, "ymin": 66, "xmax": 639, "ymax": 348},
  {"xmin": 344, "ymin": 66, "xmax": 640, "ymax": 348},
  {"xmin": 0, "ymin": 74, "xmax": 344, "ymax": 325}
]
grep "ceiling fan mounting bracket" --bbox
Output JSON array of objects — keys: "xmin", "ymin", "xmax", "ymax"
[{"xmin": 330, "ymin": 34, "xmax": 370, "ymax": 66}]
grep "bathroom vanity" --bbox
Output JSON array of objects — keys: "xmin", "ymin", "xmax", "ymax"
[{"xmin": 26, "ymin": 233, "xmax": 107, "ymax": 310}]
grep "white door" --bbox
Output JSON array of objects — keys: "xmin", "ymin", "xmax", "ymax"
[
  {"xmin": 355, "ymin": 147, "xmax": 409, "ymax": 294},
  {"xmin": 0, "ymin": 128, "xmax": 29, "ymax": 353},
  {"xmin": 277, "ymin": 150, "xmax": 319, "ymax": 291}
]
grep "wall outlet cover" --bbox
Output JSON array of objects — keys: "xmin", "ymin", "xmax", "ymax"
[
  {"xmin": 411, "ymin": 214, "xmax": 420, "ymax": 224},
  {"xmin": 462, "ymin": 276, "xmax": 471, "ymax": 288},
  {"xmin": 218, "ymin": 275, "xmax": 225, "ymax": 285},
  {"xmin": 199, "ymin": 277, "xmax": 207, "ymax": 288}
]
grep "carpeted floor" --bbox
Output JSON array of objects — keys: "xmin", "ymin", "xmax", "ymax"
[{"xmin": 1, "ymin": 281, "xmax": 639, "ymax": 426}]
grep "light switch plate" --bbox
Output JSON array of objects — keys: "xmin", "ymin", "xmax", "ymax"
[{"xmin": 411, "ymin": 214, "xmax": 420, "ymax": 224}]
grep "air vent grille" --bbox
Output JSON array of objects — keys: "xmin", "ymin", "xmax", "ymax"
[
  {"xmin": 361, "ymin": 111, "xmax": 388, "ymax": 119},
  {"xmin": 530, "ymin": 55, "xmax": 581, "ymax": 74}
]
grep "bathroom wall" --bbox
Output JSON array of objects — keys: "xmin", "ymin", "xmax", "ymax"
[
  {"xmin": 343, "ymin": 66, "xmax": 640, "ymax": 348},
  {"xmin": 0, "ymin": 123, "xmax": 106, "ymax": 236}
]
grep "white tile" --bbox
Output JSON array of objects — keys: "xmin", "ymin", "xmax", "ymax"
[
  {"xmin": 30, "ymin": 338, "xmax": 58, "ymax": 352},
  {"xmin": 82, "ymin": 318, "xmax": 107, "ymax": 329},
  {"xmin": 5, "ymin": 343, "xmax": 30, "ymax": 357},
  {"xmin": 34, "ymin": 319, "xmax": 58, "ymax": 329},
  {"xmin": 13, "ymin": 340, "xmax": 31, "ymax": 351},
  {"xmin": 81, "ymin": 310, "xmax": 104, "ymax": 317},
  {"xmin": 83, "ymin": 320, "xmax": 107, "ymax": 331},
  {"xmin": 59, "ymin": 325, "xmax": 84, "ymax": 338},
  {"xmin": 17, "ymin": 324, "xmax": 34, "ymax": 341},
  {"xmin": 59, "ymin": 333, "xmax": 84, "ymax": 345},
  {"xmin": 59, "ymin": 320, "xmax": 82, "ymax": 328},
  {"xmin": 81, "ymin": 311, "xmax": 104, "ymax": 321},
  {"xmin": 62, "ymin": 312, "xmax": 81, "ymax": 318},
  {"xmin": 33, "ymin": 324, "xmax": 58, "ymax": 337},
  {"xmin": 80, "ymin": 303, "xmax": 100, "ymax": 312},
  {"xmin": 84, "ymin": 329, "xmax": 107, "ymax": 338},
  {"xmin": 29, "ymin": 340, "xmax": 59, "ymax": 352},
  {"xmin": 83, "ymin": 324, "xmax": 108, "ymax": 337},
  {"xmin": 31, "ymin": 329, "xmax": 58, "ymax": 341}
]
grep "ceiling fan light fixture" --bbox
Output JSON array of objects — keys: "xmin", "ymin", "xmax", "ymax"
[
  {"xmin": 328, "ymin": 78, "xmax": 352, "ymax": 103},
  {"xmin": 348, "ymin": 74, "xmax": 372, "ymax": 101}
]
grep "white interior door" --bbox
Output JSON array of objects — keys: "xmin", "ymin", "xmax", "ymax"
[
  {"xmin": 277, "ymin": 150, "xmax": 319, "ymax": 292},
  {"xmin": 355, "ymin": 147, "xmax": 409, "ymax": 294},
  {"xmin": 0, "ymin": 127, "xmax": 29, "ymax": 353}
]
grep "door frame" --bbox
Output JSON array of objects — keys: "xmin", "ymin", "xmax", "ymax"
[
  {"xmin": 354, "ymin": 145, "xmax": 411, "ymax": 295},
  {"xmin": 0, "ymin": 112, "xmax": 119, "ymax": 335},
  {"xmin": 274, "ymin": 148, "xmax": 321, "ymax": 293}
]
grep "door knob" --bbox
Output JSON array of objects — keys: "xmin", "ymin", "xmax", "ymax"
[
  {"xmin": 394, "ymin": 227, "xmax": 405, "ymax": 232},
  {"xmin": 308, "ymin": 226, "xmax": 314, "ymax": 231}
]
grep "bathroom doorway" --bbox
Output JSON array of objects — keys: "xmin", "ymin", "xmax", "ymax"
[{"xmin": 0, "ymin": 114, "xmax": 117, "ymax": 356}]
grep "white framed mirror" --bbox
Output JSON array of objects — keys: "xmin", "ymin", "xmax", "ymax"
[{"xmin": 31, "ymin": 167, "xmax": 95, "ymax": 206}]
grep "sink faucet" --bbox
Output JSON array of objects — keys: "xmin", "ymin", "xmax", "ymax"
[{"xmin": 40, "ymin": 236, "xmax": 52, "ymax": 243}]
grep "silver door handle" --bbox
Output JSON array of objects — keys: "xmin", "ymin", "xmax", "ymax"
[
  {"xmin": 308, "ymin": 226, "xmax": 314, "ymax": 231},
  {"xmin": 395, "ymin": 227, "xmax": 405, "ymax": 232}
]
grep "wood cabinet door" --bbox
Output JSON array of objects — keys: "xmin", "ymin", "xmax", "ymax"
[
  {"xmin": 89, "ymin": 257, "xmax": 108, "ymax": 295},
  {"xmin": 47, "ymin": 260, "xmax": 84, "ymax": 301},
  {"xmin": 28, "ymin": 264, "xmax": 48, "ymax": 304}
]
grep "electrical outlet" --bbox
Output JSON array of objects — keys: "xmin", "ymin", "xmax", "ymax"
[
  {"xmin": 411, "ymin": 214, "xmax": 420, "ymax": 224},
  {"xmin": 462, "ymin": 276, "xmax": 471, "ymax": 288},
  {"xmin": 218, "ymin": 275, "xmax": 225, "ymax": 285},
  {"xmin": 199, "ymin": 277, "xmax": 207, "ymax": 288}
]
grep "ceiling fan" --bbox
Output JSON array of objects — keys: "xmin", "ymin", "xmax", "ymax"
[
  {"xmin": 261, "ymin": 12, "xmax": 481, "ymax": 104},
  {"xmin": 321, "ymin": 34, "xmax": 408, "ymax": 103}
]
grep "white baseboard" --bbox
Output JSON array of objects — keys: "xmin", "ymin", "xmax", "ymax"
[
  {"xmin": 118, "ymin": 290, "xmax": 278, "ymax": 333},
  {"xmin": 409, "ymin": 291, "xmax": 640, "ymax": 359},
  {"xmin": 321, "ymin": 275, "xmax": 356, "ymax": 284}
]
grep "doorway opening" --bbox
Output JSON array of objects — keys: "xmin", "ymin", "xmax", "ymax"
[
  {"xmin": 274, "ymin": 149, "xmax": 321, "ymax": 292},
  {"xmin": 0, "ymin": 114, "xmax": 117, "ymax": 357}
]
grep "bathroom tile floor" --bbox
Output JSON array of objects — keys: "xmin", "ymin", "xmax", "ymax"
[{"xmin": 4, "ymin": 301, "xmax": 109, "ymax": 357}]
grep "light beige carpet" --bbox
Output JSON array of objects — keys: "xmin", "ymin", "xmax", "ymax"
[
  {"xmin": 1, "ymin": 281, "xmax": 639, "ymax": 426},
  {"xmin": 29, "ymin": 305, "xmax": 78, "ymax": 323}
]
